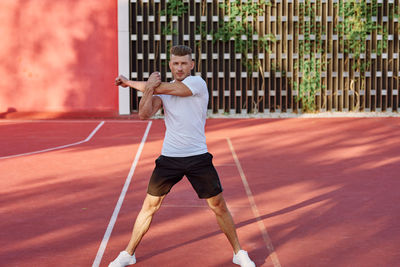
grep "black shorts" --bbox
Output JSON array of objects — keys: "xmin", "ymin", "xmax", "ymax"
[{"xmin": 147, "ymin": 152, "xmax": 223, "ymax": 199}]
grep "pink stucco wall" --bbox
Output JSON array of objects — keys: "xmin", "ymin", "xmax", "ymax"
[{"xmin": 0, "ymin": 0, "xmax": 119, "ymax": 114}]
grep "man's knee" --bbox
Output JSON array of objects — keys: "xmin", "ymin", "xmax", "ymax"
[
  {"xmin": 141, "ymin": 194, "xmax": 165, "ymax": 214},
  {"xmin": 207, "ymin": 193, "xmax": 228, "ymax": 215}
]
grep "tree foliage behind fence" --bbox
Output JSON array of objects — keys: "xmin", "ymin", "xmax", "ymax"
[{"xmin": 130, "ymin": 0, "xmax": 400, "ymax": 114}]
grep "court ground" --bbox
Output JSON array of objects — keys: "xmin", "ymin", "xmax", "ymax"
[{"xmin": 1, "ymin": 117, "xmax": 399, "ymax": 267}]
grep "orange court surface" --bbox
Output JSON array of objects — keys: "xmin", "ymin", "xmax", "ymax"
[{"xmin": 1, "ymin": 117, "xmax": 400, "ymax": 267}]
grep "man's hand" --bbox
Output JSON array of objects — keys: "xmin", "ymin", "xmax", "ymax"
[
  {"xmin": 115, "ymin": 75, "xmax": 129, "ymax": 87},
  {"xmin": 146, "ymin": 72, "xmax": 161, "ymax": 90}
]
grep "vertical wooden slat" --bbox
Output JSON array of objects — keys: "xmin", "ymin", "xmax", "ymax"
[
  {"xmin": 265, "ymin": 2, "xmax": 271, "ymax": 112},
  {"xmin": 343, "ymin": 1, "xmax": 349, "ymax": 111},
  {"xmin": 287, "ymin": 0, "xmax": 293, "ymax": 112},
  {"xmin": 372, "ymin": 1, "xmax": 377, "ymax": 111},
  {"xmin": 321, "ymin": 0, "xmax": 327, "ymax": 112},
  {"xmin": 222, "ymin": 4, "xmax": 229, "ymax": 114},
  {"xmin": 293, "ymin": 0, "xmax": 299, "ymax": 112},
  {"xmin": 130, "ymin": 0, "xmax": 137, "ymax": 111},
  {"xmin": 278, "ymin": 0, "xmax": 284, "ymax": 112},
  {"xmin": 257, "ymin": 3, "xmax": 263, "ymax": 113},
  {"xmin": 317, "ymin": 0, "xmax": 323, "ymax": 111},
  {"xmin": 377, "ymin": 2, "xmax": 382, "ymax": 112},
  {"xmin": 326, "ymin": 0, "xmax": 332, "ymax": 111},
  {"xmin": 281, "ymin": 0, "xmax": 287, "ymax": 112},
  {"xmin": 397, "ymin": 0, "xmax": 400, "ymax": 112},
  {"xmin": 251, "ymin": 3, "xmax": 255, "ymax": 113},
  {"xmin": 137, "ymin": 2, "xmax": 143, "ymax": 83},
  {"xmin": 271, "ymin": 1, "xmax": 276, "ymax": 112},
  {"xmin": 394, "ymin": 1, "xmax": 399, "ymax": 111},
  {"xmin": 384, "ymin": 2, "xmax": 389, "ymax": 111},
  {"xmin": 217, "ymin": 2, "xmax": 223, "ymax": 113},
  {"xmin": 387, "ymin": 2, "xmax": 393, "ymax": 112},
  {"xmin": 333, "ymin": 0, "xmax": 338, "ymax": 111},
  {"xmin": 339, "ymin": 0, "xmax": 344, "ymax": 111},
  {"xmin": 365, "ymin": 2, "xmax": 371, "ymax": 111},
  {"xmin": 149, "ymin": 1, "xmax": 153, "ymax": 73}
]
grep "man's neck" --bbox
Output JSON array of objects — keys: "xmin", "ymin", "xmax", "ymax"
[{"xmin": 173, "ymin": 75, "xmax": 191, "ymax": 82}]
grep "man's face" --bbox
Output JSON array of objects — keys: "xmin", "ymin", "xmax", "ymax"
[{"xmin": 169, "ymin": 54, "xmax": 194, "ymax": 81}]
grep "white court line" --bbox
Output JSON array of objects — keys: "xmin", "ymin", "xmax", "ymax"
[
  {"xmin": 0, "ymin": 119, "xmax": 148, "ymax": 123},
  {"xmin": 227, "ymin": 138, "xmax": 282, "ymax": 267},
  {"xmin": 92, "ymin": 121, "xmax": 152, "ymax": 267},
  {"xmin": 0, "ymin": 121, "xmax": 105, "ymax": 160}
]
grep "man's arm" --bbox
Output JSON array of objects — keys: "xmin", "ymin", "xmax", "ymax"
[
  {"xmin": 153, "ymin": 81, "xmax": 193, "ymax": 97},
  {"xmin": 116, "ymin": 73, "xmax": 192, "ymax": 97},
  {"xmin": 138, "ymin": 73, "xmax": 162, "ymax": 120},
  {"xmin": 115, "ymin": 75, "xmax": 147, "ymax": 92},
  {"xmin": 138, "ymin": 91, "xmax": 162, "ymax": 120}
]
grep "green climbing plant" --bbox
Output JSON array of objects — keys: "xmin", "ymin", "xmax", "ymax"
[
  {"xmin": 335, "ymin": 0, "xmax": 388, "ymax": 110},
  {"xmin": 295, "ymin": 57, "xmax": 323, "ymax": 112},
  {"xmin": 160, "ymin": 0, "xmax": 188, "ymax": 36},
  {"xmin": 294, "ymin": 0, "xmax": 326, "ymax": 112},
  {"xmin": 211, "ymin": 0, "xmax": 275, "ymax": 112},
  {"xmin": 160, "ymin": 0, "xmax": 189, "ymax": 61},
  {"xmin": 213, "ymin": 0, "xmax": 275, "ymax": 73},
  {"xmin": 195, "ymin": 2, "xmax": 208, "ymax": 72},
  {"xmin": 336, "ymin": 0, "xmax": 387, "ymax": 72},
  {"xmin": 394, "ymin": 5, "xmax": 400, "ymax": 34}
]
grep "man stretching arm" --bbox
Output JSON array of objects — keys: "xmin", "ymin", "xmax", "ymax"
[{"xmin": 109, "ymin": 45, "xmax": 255, "ymax": 267}]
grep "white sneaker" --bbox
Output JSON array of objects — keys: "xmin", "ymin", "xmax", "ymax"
[
  {"xmin": 108, "ymin": 251, "xmax": 136, "ymax": 267},
  {"xmin": 233, "ymin": 250, "xmax": 256, "ymax": 267}
]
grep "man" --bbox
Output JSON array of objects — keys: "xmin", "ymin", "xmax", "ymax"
[{"xmin": 110, "ymin": 45, "xmax": 255, "ymax": 267}]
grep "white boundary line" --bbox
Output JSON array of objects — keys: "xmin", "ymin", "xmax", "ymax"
[
  {"xmin": 92, "ymin": 121, "xmax": 152, "ymax": 267},
  {"xmin": 0, "ymin": 119, "xmax": 148, "ymax": 123},
  {"xmin": 0, "ymin": 121, "xmax": 105, "ymax": 160},
  {"xmin": 226, "ymin": 138, "xmax": 282, "ymax": 267}
]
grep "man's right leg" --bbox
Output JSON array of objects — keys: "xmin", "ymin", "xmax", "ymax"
[
  {"xmin": 109, "ymin": 194, "xmax": 165, "ymax": 267},
  {"xmin": 125, "ymin": 193, "xmax": 166, "ymax": 255},
  {"xmin": 110, "ymin": 155, "xmax": 184, "ymax": 266}
]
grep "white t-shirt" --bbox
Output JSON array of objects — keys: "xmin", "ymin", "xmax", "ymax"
[{"xmin": 157, "ymin": 76, "xmax": 209, "ymax": 157}]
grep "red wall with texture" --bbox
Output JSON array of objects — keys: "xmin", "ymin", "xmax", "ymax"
[{"xmin": 0, "ymin": 0, "xmax": 118, "ymax": 114}]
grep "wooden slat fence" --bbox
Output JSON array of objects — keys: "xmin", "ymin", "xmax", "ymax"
[{"xmin": 129, "ymin": 0, "xmax": 400, "ymax": 114}]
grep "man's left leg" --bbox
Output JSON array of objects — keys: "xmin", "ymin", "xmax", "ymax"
[
  {"xmin": 206, "ymin": 193, "xmax": 255, "ymax": 267},
  {"xmin": 206, "ymin": 193, "xmax": 241, "ymax": 253},
  {"xmin": 186, "ymin": 153, "xmax": 255, "ymax": 266}
]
